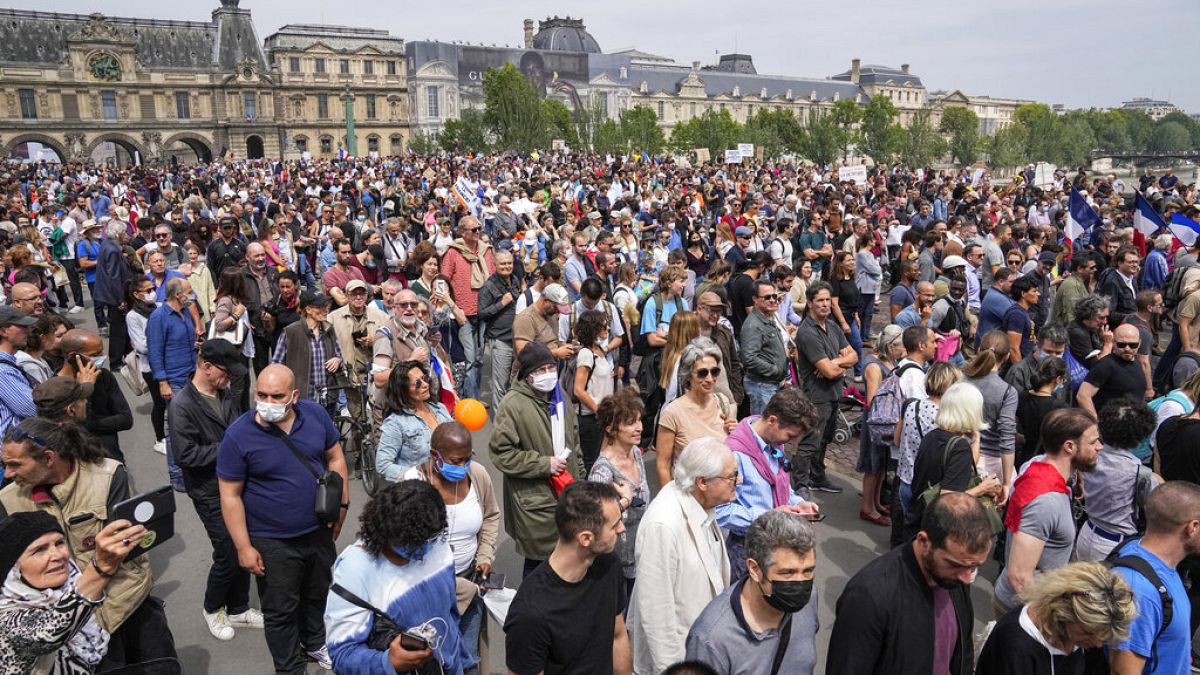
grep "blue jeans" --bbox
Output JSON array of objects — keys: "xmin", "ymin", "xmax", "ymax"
[
  {"xmin": 743, "ymin": 378, "xmax": 779, "ymax": 416},
  {"xmin": 459, "ymin": 316, "xmax": 485, "ymax": 400},
  {"xmin": 846, "ymin": 318, "xmax": 863, "ymax": 376},
  {"xmin": 164, "ymin": 378, "xmax": 190, "ymax": 492},
  {"xmin": 899, "ymin": 480, "xmax": 913, "ymax": 515},
  {"xmin": 858, "ymin": 294, "xmax": 877, "ymax": 341},
  {"xmin": 460, "ymin": 594, "xmax": 483, "ymax": 673}
]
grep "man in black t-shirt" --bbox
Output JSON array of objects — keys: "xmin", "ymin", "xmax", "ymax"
[
  {"xmin": 504, "ymin": 482, "xmax": 631, "ymax": 675},
  {"xmin": 728, "ymin": 251, "xmax": 772, "ymax": 334},
  {"xmin": 1077, "ymin": 324, "xmax": 1146, "ymax": 417}
]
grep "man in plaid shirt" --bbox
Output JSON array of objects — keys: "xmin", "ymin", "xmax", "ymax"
[{"xmin": 272, "ymin": 291, "xmax": 344, "ymax": 419}]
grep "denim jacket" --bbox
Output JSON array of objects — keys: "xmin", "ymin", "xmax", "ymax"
[{"xmin": 375, "ymin": 401, "xmax": 452, "ymax": 482}]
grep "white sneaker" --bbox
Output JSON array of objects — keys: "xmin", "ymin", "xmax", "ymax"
[
  {"xmin": 68, "ymin": 305, "xmax": 84, "ymax": 314},
  {"xmin": 227, "ymin": 607, "xmax": 264, "ymax": 628},
  {"xmin": 203, "ymin": 608, "xmax": 235, "ymax": 641},
  {"xmin": 153, "ymin": 440, "xmax": 167, "ymax": 455},
  {"xmin": 306, "ymin": 645, "xmax": 332, "ymax": 670}
]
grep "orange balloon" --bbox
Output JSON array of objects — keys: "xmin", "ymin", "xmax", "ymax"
[{"xmin": 454, "ymin": 398, "xmax": 488, "ymax": 431}]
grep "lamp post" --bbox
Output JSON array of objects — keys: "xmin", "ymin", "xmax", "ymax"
[{"xmin": 340, "ymin": 85, "xmax": 357, "ymax": 157}]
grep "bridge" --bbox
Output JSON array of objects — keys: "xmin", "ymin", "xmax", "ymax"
[{"xmin": 1090, "ymin": 149, "xmax": 1200, "ymax": 166}]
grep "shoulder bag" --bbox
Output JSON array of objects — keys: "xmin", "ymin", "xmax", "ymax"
[{"xmin": 268, "ymin": 425, "xmax": 344, "ymax": 524}]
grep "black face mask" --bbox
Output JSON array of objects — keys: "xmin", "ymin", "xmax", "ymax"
[{"xmin": 761, "ymin": 577, "xmax": 813, "ymax": 613}]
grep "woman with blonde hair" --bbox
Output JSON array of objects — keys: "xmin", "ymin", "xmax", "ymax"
[
  {"xmin": 658, "ymin": 311, "xmax": 701, "ymax": 405},
  {"xmin": 977, "ymin": 562, "xmax": 1135, "ymax": 674},
  {"xmin": 902, "ymin": 381, "xmax": 1004, "ymax": 539},
  {"xmin": 964, "ymin": 330, "xmax": 1019, "ymax": 503}
]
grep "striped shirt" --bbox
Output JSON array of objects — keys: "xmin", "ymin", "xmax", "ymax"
[{"xmin": 0, "ymin": 351, "xmax": 36, "ymax": 435}]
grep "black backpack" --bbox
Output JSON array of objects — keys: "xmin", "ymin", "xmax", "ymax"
[{"xmin": 1081, "ymin": 549, "xmax": 1174, "ymax": 672}]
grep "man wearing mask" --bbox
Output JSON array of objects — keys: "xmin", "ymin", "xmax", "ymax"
[
  {"xmin": 489, "ymin": 341, "xmax": 585, "ymax": 577},
  {"xmin": 478, "ymin": 250, "xmax": 522, "ymax": 407},
  {"xmin": 440, "ymin": 215, "xmax": 495, "ymax": 400},
  {"xmin": 828, "ymin": 493, "xmax": 991, "ymax": 675},
  {"xmin": 241, "ymin": 242, "xmax": 279, "ymax": 375},
  {"xmin": 169, "ymin": 340, "xmax": 260, "ymax": 642},
  {"xmin": 54, "ymin": 329, "xmax": 131, "ymax": 462},
  {"xmin": 687, "ymin": 511, "xmax": 820, "ymax": 674}
]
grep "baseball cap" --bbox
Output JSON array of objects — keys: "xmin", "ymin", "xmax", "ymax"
[
  {"xmin": 32, "ymin": 377, "xmax": 93, "ymax": 412},
  {"xmin": 735, "ymin": 226, "xmax": 754, "ymax": 237},
  {"xmin": 300, "ymin": 290, "xmax": 331, "ymax": 308},
  {"xmin": 345, "ymin": 279, "xmax": 369, "ymax": 294},
  {"xmin": 941, "ymin": 255, "xmax": 967, "ymax": 270},
  {"xmin": 587, "ymin": 211, "xmax": 601, "ymax": 221},
  {"xmin": 541, "ymin": 283, "xmax": 572, "ymax": 314},
  {"xmin": 0, "ymin": 306, "xmax": 37, "ymax": 327},
  {"xmin": 199, "ymin": 339, "xmax": 248, "ymax": 377},
  {"xmin": 1038, "ymin": 251, "xmax": 1057, "ymax": 265}
]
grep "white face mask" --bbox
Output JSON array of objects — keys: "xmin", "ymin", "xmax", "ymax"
[
  {"xmin": 530, "ymin": 371, "xmax": 558, "ymax": 393},
  {"xmin": 143, "ymin": 291, "xmax": 157, "ymax": 304},
  {"xmin": 257, "ymin": 400, "xmax": 289, "ymax": 423}
]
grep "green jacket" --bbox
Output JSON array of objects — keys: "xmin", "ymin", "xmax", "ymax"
[{"xmin": 489, "ymin": 380, "xmax": 585, "ymax": 559}]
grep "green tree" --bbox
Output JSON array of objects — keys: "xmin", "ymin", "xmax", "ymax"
[
  {"xmin": 1158, "ymin": 111, "xmax": 1200, "ymax": 147},
  {"xmin": 439, "ymin": 108, "xmax": 489, "ymax": 154},
  {"xmin": 677, "ymin": 108, "xmax": 743, "ymax": 159},
  {"xmin": 896, "ymin": 108, "xmax": 947, "ymax": 167},
  {"xmin": 800, "ymin": 108, "xmax": 842, "ymax": 167},
  {"xmin": 667, "ymin": 117, "xmax": 697, "ymax": 154},
  {"xmin": 592, "ymin": 119, "xmax": 625, "ymax": 156},
  {"xmin": 1084, "ymin": 109, "xmax": 1132, "ymax": 153},
  {"xmin": 409, "ymin": 131, "xmax": 440, "ymax": 156},
  {"xmin": 541, "ymin": 98, "xmax": 579, "ymax": 150},
  {"xmin": 1053, "ymin": 114, "xmax": 1096, "ymax": 167},
  {"xmin": 1116, "ymin": 109, "xmax": 1156, "ymax": 152},
  {"xmin": 574, "ymin": 97, "xmax": 608, "ymax": 152},
  {"xmin": 1013, "ymin": 103, "xmax": 1058, "ymax": 161},
  {"xmin": 830, "ymin": 98, "xmax": 862, "ymax": 160},
  {"xmin": 620, "ymin": 105, "xmax": 666, "ymax": 155},
  {"xmin": 1150, "ymin": 121, "xmax": 1192, "ymax": 152},
  {"xmin": 743, "ymin": 108, "xmax": 805, "ymax": 160},
  {"xmin": 860, "ymin": 95, "xmax": 899, "ymax": 163},
  {"xmin": 988, "ymin": 124, "xmax": 1029, "ymax": 170},
  {"xmin": 482, "ymin": 63, "xmax": 549, "ymax": 152},
  {"xmin": 938, "ymin": 106, "xmax": 981, "ymax": 166}
]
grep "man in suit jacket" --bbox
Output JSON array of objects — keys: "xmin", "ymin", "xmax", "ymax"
[
  {"xmin": 627, "ymin": 437, "xmax": 737, "ymax": 675},
  {"xmin": 94, "ymin": 220, "xmax": 132, "ymax": 363}
]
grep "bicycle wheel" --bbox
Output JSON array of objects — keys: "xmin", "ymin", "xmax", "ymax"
[{"xmin": 357, "ymin": 422, "xmax": 380, "ymax": 495}]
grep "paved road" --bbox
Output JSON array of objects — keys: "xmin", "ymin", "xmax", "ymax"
[{"xmin": 67, "ymin": 304, "xmax": 1003, "ymax": 674}]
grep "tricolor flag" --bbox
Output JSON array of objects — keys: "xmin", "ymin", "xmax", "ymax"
[
  {"xmin": 1066, "ymin": 187, "xmax": 1100, "ymax": 244},
  {"xmin": 1169, "ymin": 213, "xmax": 1200, "ymax": 247},
  {"xmin": 1133, "ymin": 192, "xmax": 1165, "ymax": 238},
  {"xmin": 337, "ymin": 147, "xmax": 349, "ymax": 161},
  {"xmin": 429, "ymin": 352, "xmax": 457, "ymax": 410}
]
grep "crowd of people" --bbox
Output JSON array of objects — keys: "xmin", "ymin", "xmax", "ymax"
[{"xmin": 0, "ymin": 152, "xmax": 1196, "ymax": 675}]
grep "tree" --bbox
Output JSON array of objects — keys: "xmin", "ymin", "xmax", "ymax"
[
  {"xmin": 672, "ymin": 108, "xmax": 742, "ymax": 159},
  {"xmin": 1158, "ymin": 111, "xmax": 1200, "ymax": 148},
  {"xmin": 939, "ymin": 106, "xmax": 980, "ymax": 166},
  {"xmin": 439, "ymin": 108, "xmax": 489, "ymax": 154},
  {"xmin": 1084, "ymin": 109, "xmax": 1132, "ymax": 153},
  {"xmin": 1150, "ymin": 121, "xmax": 1192, "ymax": 152},
  {"xmin": 574, "ymin": 97, "xmax": 608, "ymax": 152},
  {"xmin": 1116, "ymin": 109, "xmax": 1156, "ymax": 152},
  {"xmin": 988, "ymin": 124, "xmax": 1029, "ymax": 170},
  {"xmin": 408, "ymin": 131, "xmax": 440, "ymax": 156},
  {"xmin": 743, "ymin": 108, "xmax": 805, "ymax": 160},
  {"xmin": 860, "ymin": 95, "xmax": 899, "ymax": 164},
  {"xmin": 541, "ymin": 98, "xmax": 579, "ymax": 150},
  {"xmin": 1053, "ymin": 114, "xmax": 1096, "ymax": 167},
  {"xmin": 1014, "ymin": 103, "xmax": 1058, "ymax": 162},
  {"xmin": 800, "ymin": 108, "xmax": 841, "ymax": 167},
  {"xmin": 482, "ymin": 63, "xmax": 549, "ymax": 152},
  {"xmin": 830, "ymin": 98, "xmax": 862, "ymax": 160},
  {"xmin": 620, "ymin": 105, "xmax": 665, "ymax": 155},
  {"xmin": 896, "ymin": 108, "xmax": 947, "ymax": 168},
  {"xmin": 592, "ymin": 119, "xmax": 625, "ymax": 156}
]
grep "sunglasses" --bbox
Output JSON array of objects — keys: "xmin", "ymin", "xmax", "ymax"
[
  {"xmin": 462, "ymin": 226, "xmax": 480, "ymax": 233},
  {"xmin": 395, "ymin": 301, "xmax": 420, "ymax": 309},
  {"xmin": 757, "ymin": 293, "xmax": 780, "ymax": 302},
  {"xmin": 1115, "ymin": 341, "xmax": 1139, "ymax": 349},
  {"xmin": 768, "ymin": 445, "xmax": 793, "ymax": 473},
  {"xmin": 409, "ymin": 375, "xmax": 431, "ymax": 387},
  {"xmin": 695, "ymin": 366, "xmax": 722, "ymax": 379},
  {"xmin": 7, "ymin": 426, "xmax": 50, "ymax": 448}
]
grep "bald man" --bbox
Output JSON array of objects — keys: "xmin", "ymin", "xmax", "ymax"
[
  {"xmin": 55, "ymin": 328, "xmax": 132, "ymax": 461},
  {"xmin": 217, "ymin": 364, "xmax": 348, "ymax": 672},
  {"xmin": 9, "ymin": 282, "xmax": 44, "ymax": 316},
  {"xmin": 1077, "ymin": 323, "xmax": 1148, "ymax": 416}
]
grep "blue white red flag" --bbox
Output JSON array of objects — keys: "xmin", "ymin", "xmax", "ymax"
[
  {"xmin": 429, "ymin": 352, "xmax": 457, "ymax": 410},
  {"xmin": 1169, "ymin": 213, "xmax": 1200, "ymax": 247},
  {"xmin": 1133, "ymin": 192, "xmax": 1165, "ymax": 238},
  {"xmin": 1066, "ymin": 187, "xmax": 1100, "ymax": 243}
]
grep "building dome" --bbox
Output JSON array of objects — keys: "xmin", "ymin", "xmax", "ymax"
[{"xmin": 531, "ymin": 17, "xmax": 601, "ymax": 53}]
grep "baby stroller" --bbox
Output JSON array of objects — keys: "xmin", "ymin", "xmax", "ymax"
[{"xmin": 833, "ymin": 385, "xmax": 866, "ymax": 445}]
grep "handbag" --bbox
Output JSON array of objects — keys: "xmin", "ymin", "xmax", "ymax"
[
  {"xmin": 330, "ymin": 583, "xmax": 403, "ymax": 651},
  {"xmin": 207, "ymin": 311, "xmax": 246, "ymax": 346},
  {"xmin": 918, "ymin": 435, "xmax": 1004, "ymax": 536},
  {"xmin": 269, "ymin": 426, "xmax": 344, "ymax": 524},
  {"xmin": 120, "ymin": 350, "xmax": 148, "ymax": 396}
]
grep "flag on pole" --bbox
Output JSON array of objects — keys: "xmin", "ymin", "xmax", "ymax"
[
  {"xmin": 1065, "ymin": 187, "xmax": 1100, "ymax": 244},
  {"xmin": 337, "ymin": 147, "xmax": 349, "ymax": 161},
  {"xmin": 1133, "ymin": 192, "xmax": 1165, "ymax": 238},
  {"xmin": 1169, "ymin": 213, "xmax": 1200, "ymax": 247},
  {"xmin": 429, "ymin": 352, "xmax": 457, "ymax": 411}
]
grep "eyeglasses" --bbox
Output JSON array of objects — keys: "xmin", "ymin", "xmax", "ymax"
[
  {"xmin": 1115, "ymin": 341, "xmax": 1139, "ymax": 349},
  {"xmin": 155, "ymin": 233, "xmax": 170, "ymax": 238},
  {"xmin": 695, "ymin": 366, "xmax": 722, "ymax": 379},
  {"xmin": 409, "ymin": 376, "xmax": 431, "ymax": 387},
  {"xmin": 395, "ymin": 301, "xmax": 419, "ymax": 309},
  {"xmin": 710, "ymin": 470, "xmax": 740, "ymax": 484},
  {"xmin": 757, "ymin": 293, "xmax": 780, "ymax": 302}
]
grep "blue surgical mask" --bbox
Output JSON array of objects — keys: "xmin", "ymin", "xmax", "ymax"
[
  {"xmin": 90, "ymin": 356, "xmax": 107, "ymax": 369},
  {"xmin": 393, "ymin": 540, "xmax": 433, "ymax": 562},
  {"xmin": 438, "ymin": 459, "xmax": 471, "ymax": 483},
  {"xmin": 365, "ymin": 260, "xmax": 377, "ymax": 269}
]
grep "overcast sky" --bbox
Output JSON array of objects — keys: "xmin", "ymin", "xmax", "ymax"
[{"xmin": 17, "ymin": 0, "xmax": 1199, "ymax": 114}]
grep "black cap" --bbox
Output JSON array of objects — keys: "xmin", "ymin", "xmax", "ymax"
[
  {"xmin": 517, "ymin": 341, "xmax": 556, "ymax": 381},
  {"xmin": 0, "ymin": 511, "xmax": 63, "ymax": 575},
  {"xmin": 0, "ymin": 306, "xmax": 37, "ymax": 327},
  {"xmin": 199, "ymin": 339, "xmax": 248, "ymax": 377},
  {"xmin": 300, "ymin": 290, "xmax": 331, "ymax": 309}
]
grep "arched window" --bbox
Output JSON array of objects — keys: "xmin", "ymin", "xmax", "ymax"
[
  {"xmin": 319, "ymin": 135, "xmax": 333, "ymax": 154},
  {"xmin": 367, "ymin": 135, "xmax": 380, "ymax": 153}
]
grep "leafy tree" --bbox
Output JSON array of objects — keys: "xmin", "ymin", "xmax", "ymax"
[
  {"xmin": 830, "ymin": 98, "xmax": 862, "ymax": 160},
  {"xmin": 800, "ymin": 108, "xmax": 842, "ymax": 167},
  {"xmin": 620, "ymin": 105, "xmax": 665, "ymax": 155},
  {"xmin": 1150, "ymin": 121, "xmax": 1192, "ymax": 152},
  {"xmin": 541, "ymin": 98, "xmax": 579, "ymax": 150},
  {"xmin": 1117, "ymin": 109, "xmax": 1156, "ymax": 152},
  {"xmin": 667, "ymin": 117, "xmax": 697, "ymax": 154},
  {"xmin": 939, "ymin": 106, "xmax": 980, "ymax": 166},
  {"xmin": 482, "ymin": 63, "xmax": 549, "ymax": 152},
  {"xmin": 743, "ymin": 108, "xmax": 805, "ymax": 160},
  {"xmin": 1013, "ymin": 103, "xmax": 1058, "ymax": 162},
  {"xmin": 408, "ymin": 131, "xmax": 440, "ymax": 156},
  {"xmin": 574, "ymin": 97, "xmax": 608, "ymax": 152},
  {"xmin": 896, "ymin": 108, "xmax": 946, "ymax": 167},
  {"xmin": 860, "ymin": 95, "xmax": 899, "ymax": 163},
  {"xmin": 1084, "ymin": 109, "xmax": 1132, "ymax": 153},
  {"xmin": 1053, "ymin": 114, "xmax": 1096, "ymax": 167},
  {"xmin": 1158, "ymin": 111, "xmax": 1200, "ymax": 147},
  {"xmin": 439, "ymin": 108, "xmax": 489, "ymax": 154},
  {"xmin": 988, "ymin": 124, "xmax": 1029, "ymax": 170},
  {"xmin": 672, "ymin": 108, "xmax": 743, "ymax": 159},
  {"xmin": 592, "ymin": 119, "xmax": 625, "ymax": 156}
]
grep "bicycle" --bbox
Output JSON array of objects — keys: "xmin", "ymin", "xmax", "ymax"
[{"xmin": 319, "ymin": 367, "xmax": 382, "ymax": 496}]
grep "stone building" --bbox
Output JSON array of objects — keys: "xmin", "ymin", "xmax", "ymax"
[
  {"xmin": 928, "ymin": 90, "xmax": 1038, "ymax": 136},
  {"xmin": 0, "ymin": 0, "xmax": 407, "ymax": 165},
  {"xmin": 1120, "ymin": 97, "xmax": 1179, "ymax": 121}
]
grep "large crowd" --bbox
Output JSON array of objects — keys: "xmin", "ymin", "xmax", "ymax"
[{"xmin": 0, "ymin": 152, "xmax": 1196, "ymax": 675}]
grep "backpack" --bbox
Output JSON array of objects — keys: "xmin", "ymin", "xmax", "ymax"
[
  {"xmin": 559, "ymin": 349, "xmax": 595, "ymax": 410},
  {"xmin": 1081, "ymin": 550, "xmax": 1174, "ymax": 672},
  {"xmin": 632, "ymin": 295, "xmax": 683, "ymax": 357},
  {"xmin": 1169, "ymin": 352, "xmax": 1200, "ymax": 390},
  {"xmin": 864, "ymin": 362, "xmax": 922, "ymax": 447},
  {"xmin": 1163, "ymin": 260, "xmax": 1199, "ymax": 314}
]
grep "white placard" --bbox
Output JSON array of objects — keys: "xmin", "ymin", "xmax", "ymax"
[
  {"xmin": 725, "ymin": 149, "xmax": 743, "ymax": 164},
  {"xmin": 737, "ymin": 143, "xmax": 754, "ymax": 158},
  {"xmin": 1033, "ymin": 162, "xmax": 1056, "ymax": 190},
  {"xmin": 841, "ymin": 165, "xmax": 868, "ymax": 185}
]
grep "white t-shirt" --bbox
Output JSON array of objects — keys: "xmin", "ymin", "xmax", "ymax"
[
  {"xmin": 576, "ymin": 347, "xmax": 615, "ymax": 415},
  {"xmin": 402, "ymin": 468, "xmax": 483, "ymax": 575}
]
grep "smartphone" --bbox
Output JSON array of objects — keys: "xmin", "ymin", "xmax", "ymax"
[
  {"xmin": 482, "ymin": 572, "xmax": 506, "ymax": 590},
  {"xmin": 109, "ymin": 485, "xmax": 176, "ymax": 558},
  {"xmin": 434, "ymin": 279, "xmax": 448, "ymax": 296},
  {"xmin": 808, "ymin": 513, "xmax": 827, "ymax": 523},
  {"xmin": 399, "ymin": 631, "xmax": 430, "ymax": 651}
]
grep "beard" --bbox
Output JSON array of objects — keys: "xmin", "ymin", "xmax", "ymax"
[
  {"xmin": 922, "ymin": 549, "xmax": 965, "ymax": 590},
  {"xmin": 1072, "ymin": 453, "xmax": 1098, "ymax": 473}
]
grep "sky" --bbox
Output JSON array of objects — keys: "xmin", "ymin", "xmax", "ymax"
[{"xmin": 14, "ymin": 0, "xmax": 1199, "ymax": 114}]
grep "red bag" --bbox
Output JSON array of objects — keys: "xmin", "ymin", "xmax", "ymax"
[{"xmin": 550, "ymin": 471, "xmax": 575, "ymax": 497}]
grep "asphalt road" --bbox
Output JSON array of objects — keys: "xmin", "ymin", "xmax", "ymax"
[{"xmin": 69, "ymin": 304, "xmax": 1002, "ymax": 675}]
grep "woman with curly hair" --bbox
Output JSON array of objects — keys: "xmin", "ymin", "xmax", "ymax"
[
  {"xmin": 325, "ymin": 480, "xmax": 473, "ymax": 675},
  {"xmin": 376, "ymin": 361, "xmax": 452, "ymax": 483},
  {"xmin": 587, "ymin": 388, "xmax": 647, "ymax": 600},
  {"xmin": 572, "ymin": 309, "xmax": 616, "ymax": 472}
]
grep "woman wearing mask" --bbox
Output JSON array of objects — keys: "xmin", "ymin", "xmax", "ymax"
[
  {"xmin": 125, "ymin": 276, "xmax": 168, "ymax": 454},
  {"xmin": 376, "ymin": 361, "xmax": 452, "ymax": 483},
  {"xmin": 964, "ymin": 330, "xmax": 1019, "ymax": 503},
  {"xmin": 571, "ymin": 310, "xmax": 617, "ymax": 472},
  {"xmin": 403, "ymin": 423, "xmax": 500, "ymax": 674},
  {"xmin": 0, "ymin": 512, "xmax": 146, "ymax": 675},
  {"xmin": 1015, "ymin": 357, "xmax": 1068, "ymax": 468}
]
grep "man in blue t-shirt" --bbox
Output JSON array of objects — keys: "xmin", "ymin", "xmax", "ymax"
[
  {"xmin": 217, "ymin": 364, "xmax": 349, "ymax": 672},
  {"xmin": 1108, "ymin": 481, "xmax": 1198, "ymax": 675}
]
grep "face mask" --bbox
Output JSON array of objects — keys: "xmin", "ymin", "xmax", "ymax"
[
  {"xmin": 143, "ymin": 291, "xmax": 157, "ymax": 304},
  {"xmin": 760, "ymin": 577, "xmax": 813, "ymax": 614},
  {"xmin": 256, "ymin": 400, "xmax": 289, "ymax": 423},
  {"xmin": 598, "ymin": 337, "xmax": 611, "ymax": 351},
  {"xmin": 365, "ymin": 260, "xmax": 377, "ymax": 269},
  {"xmin": 393, "ymin": 539, "xmax": 433, "ymax": 562},
  {"xmin": 90, "ymin": 356, "xmax": 107, "ymax": 369},
  {"xmin": 530, "ymin": 371, "xmax": 558, "ymax": 392},
  {"xmin": 438, "ymin": 458, "xmax": 471, "ymax": 482}
]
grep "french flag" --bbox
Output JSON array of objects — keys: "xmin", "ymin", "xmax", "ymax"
[
  {"xmin": 338, "ymin": 147, "xmax": 349, "ymax": 161},
  {"xmin": 1132, "ymin": 192, "xmax": 1165, "ymax": 256},
  {"xmin": 429, "ymin": 352, "xmax": 457, "ymax": 410},
  {"xmin": 1169, "ymin": 213, "xmax": 1200, "ymax": 248},
  {"xmin": 1065, "ymin": 187, "xmax": 1100, "ymax": 246}
]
